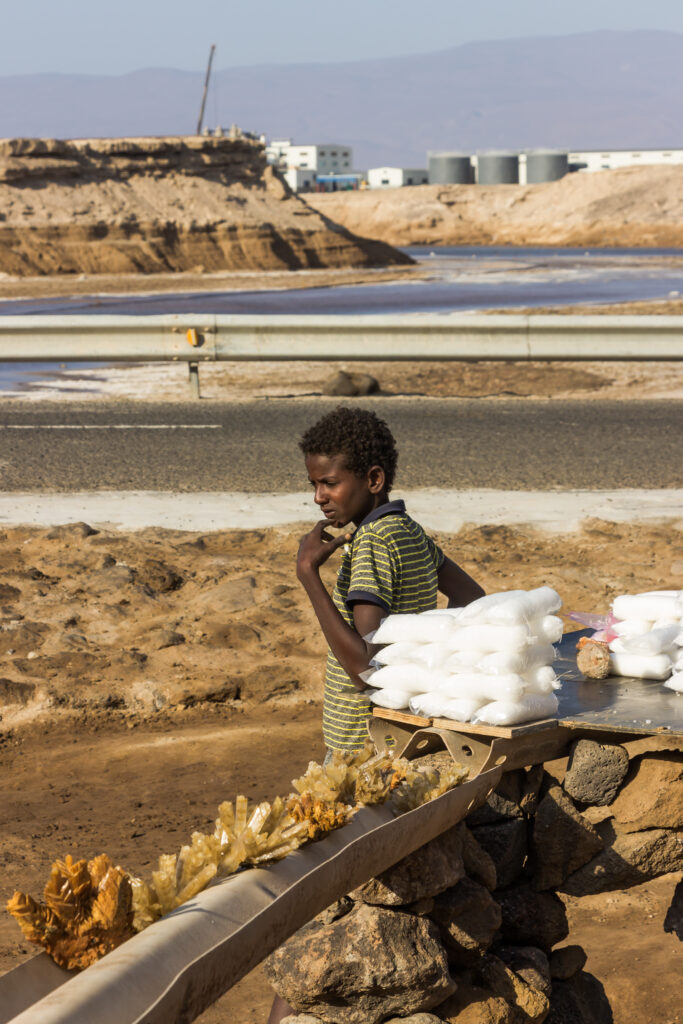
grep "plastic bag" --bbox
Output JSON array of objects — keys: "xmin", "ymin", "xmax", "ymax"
[
  {"xmin": 612, "ymin": 593, "xmax": 682, "ymax": 623},
  {"xmin": 477, "ymin": 642, "xmax": 556, "ymax": 676},
  {"xmin": 372, "ymin": 642, "xmax": 421, "ymax": 667},
  {"xmin": 608, "ymin": 651, "xmax": 673, "ymax": 681},
  {"xmin": 438, "ymin": 697, "xmax": 486, "ymax": 723},
  {"xmin": 523, "ymin": 665, "xmax": 560, "ymax": 693},
  {"xmin": 664, "ymin": 671, "xmax": 683, "ymax": 693},
  {"xmin": 449, "ymin": 623, "xmax": 531, "ymax": 653},
  {"xmin": 528, "ymin": 614, "xmax": 563, "ymax": 644},
  {"xmin": 472, "ymin": 692, "xmax": 559, "ymax": 726},
  {"xmin": 411, "ymin": 642, "xmax": 460, "ymax": 672},
  {"xmin": 438, "ymin": 672, "xmax": 526, "ymax": 702},
  {"xmin": 612, "ymin": 618, "xmax": 654, "ymax": 637},
  {"xmin": 373, "ymin": 612, "xmax": 457, "ymax": 645},
  {"xmin": 369, "ymin": 663, "xmax": 437, "ymax": 694},
  {"xmin": 458, "ymin": 587, "xmax": 561, "ymax": 626},
  {"xmin": 609, "ymin": 625, "xmax": 680, "ymax": 657},
  {"xmin": 368, "ymin": 688, "xmax": 412, "ymax": 710}
]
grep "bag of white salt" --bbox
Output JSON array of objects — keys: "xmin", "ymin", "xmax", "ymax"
[
  {"xmin": 523, "ymin": 665, "xmax": 561, "ymax": 693},
  {"xmin": 473, "ymin": 692, "xmax": 559, "ymax": 726},
  {"xmin": 664, "ymin": 671, "xmax": 683, "ymax": 693},
  {"xmin": 438, "ymin": 672, "xmax": 526, "ymax": 702},
  {"xmin": 368, "ymin": 688, "xmax": 412, "ymax": 710},
  {"xmin": 369, "ymin": 663, "xmax": 437, "ymax": 693},
  {"xmin": 449, "ymin": 623, "xmax": 531, "ymax": 653},
  {"xmin": 609, "ymin": 625, "xmax": 680, "ymax": 657},
  {"xmin": 461, "ymin": 586, "xmax": 562, "ymax": 626},
  {"xmin": 372, "ymin": 642, "xmax": 422, "ymax": 667},
  {"xmin": 373, "ymin": 612, "xmax": 457, "ymax": 645},
  {"xmin": 612, "ymin": 592, "xmax": 682, "ymax": 623},
  {"xmin": 608, "ymin": 651, "xmax": 673, "ymax": 681},
  {"xmin": 529, "ymin": 615, "xmax": 563, "ymax": 645}
]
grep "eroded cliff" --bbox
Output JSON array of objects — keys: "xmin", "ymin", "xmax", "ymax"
[{"xmin": 0, "ymin": 137, "xmax": 410, "ymax": 275}]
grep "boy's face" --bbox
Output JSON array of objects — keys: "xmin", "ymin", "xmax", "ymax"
[{"xmin": 305, "ymin": 452, "xmax": 384, "ymax": 528}]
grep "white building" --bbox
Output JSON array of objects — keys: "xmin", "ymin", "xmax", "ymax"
[
  {"xmin": 283, "ymin": 167, "xmax": 316, "ymax": 193},
  {"xmin": 265, "ymin": 139, "xmax": 353, "ymax": 175},
  {"xmin": 367, "ymin": 167, "xmax": 429, "ymax": 188},
  {"xmin": 568, "ymin": 148, "xmax": 683, "ymax": 172}
]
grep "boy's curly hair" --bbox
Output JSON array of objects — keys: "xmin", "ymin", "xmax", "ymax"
[{"xmin": 299, "ymin": 406, "xmax": 398, "ymax": 491}]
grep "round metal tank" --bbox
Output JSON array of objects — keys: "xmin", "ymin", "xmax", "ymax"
[
  {"xmin": 525, "ymin": 150, "xmax": 569, "ymax": 183},
  {"xmin": 476, "ymin": 152, "xmax": 519, "ymax": 185},
  {"xmin": 428, "ymin": 153, "xmax": 474, "ymax": 185}
]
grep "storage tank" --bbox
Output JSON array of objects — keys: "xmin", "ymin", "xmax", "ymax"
[
  {"xmin": 428, "ymin": 152, "xmax": 474, "ymax": 185},
  {"xmin": 476, "ymin": 152, "xmax": 519, "ymax": 185},
  {"xmin": 525, "ymin": 150, "xmax": 569, "ymax": 183}
]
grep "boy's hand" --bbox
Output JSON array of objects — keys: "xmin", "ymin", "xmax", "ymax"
[{"xmin": 297, "ymin": 521, "xmax": 351, "ymax": 577}]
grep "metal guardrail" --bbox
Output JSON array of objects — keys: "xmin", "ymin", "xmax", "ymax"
[
  {"xmin": 1, "ymin": 313, "xmax": 681, "ymax": 396},
  {"xmin": 1, "ymin": 313, "xmax": 682, "ymax": 362}
]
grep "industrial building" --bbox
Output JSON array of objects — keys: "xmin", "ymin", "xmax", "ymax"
[
  {"xmin": 367, "ymin": 167, "xmax": 429, "ymax": 188},
  {"xmin": 266, "ymin": 140, "xmax": 353, "ymax": 175},
  {"xmin": 568, "ymin": 148, "xmax": 683, "ymax": 172}
]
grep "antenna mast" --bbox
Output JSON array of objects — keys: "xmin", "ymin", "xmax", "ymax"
[{"xmin": 196, "ymin": 44, "xmax": 216, "ymax": 135}]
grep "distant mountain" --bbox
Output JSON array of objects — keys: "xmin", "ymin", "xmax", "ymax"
[{"xmin": 2, "ymin": 30, "xmax": 683, "ymax": 168}]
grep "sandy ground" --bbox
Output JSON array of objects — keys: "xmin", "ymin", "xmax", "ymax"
[
  {"xmin": 0, "ymin": 265, "xmax": 422, "ymax": 302},
  {"xmin": 0, "ymin": 518, "xmax": 682, "ymax": 1022},
  {"xmin": 3, "ymin": 357, "xmax": 682, "ymax": 404}
]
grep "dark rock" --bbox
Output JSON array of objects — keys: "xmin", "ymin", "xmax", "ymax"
[
  {"xmin": 563, "ymin": 739, "xmax": 629, "ymax": 806},
  {"xmin": 152, "ymin": 629, "xmax": 185, "ymax": 650},
  {"xmin": 471, "ymin": 818, "xmax": 527, "ymax": 888},
  {"xmin": 609, "ymin": 752, "xmax": 683, "ymax": 832},
  {"xmin": 532, "ymin": 786, "xmax": 603, "ymax": 890},
  {"xmin": 407, "ymin": 897, "xmax": 435, "ymax": 916},
  {"xmin": 264, "ymin": 902, "xmax": 455, "ymax": 1024},
  {"xmin": 135, "ymin": 559, "xmax": 183, "ymax": 593},
  {"xmin": 664, "ymin": 877, "xmax": 683, "ymax": 940},
  {"xmin": 0, "ymin": 584, "xmax": 20, "ymax": 603},
  {"xmin": 46, "ymin": 521, "xmax": 99, "ymax": 540},
  {"xmin": 0, "ymin": 678, "xmax": 36, "ymax": 705},
  {"xmin": 436, "ymin": 976, "xmax": 517, "ymax": 1023},
  {"xmin": 496, "ymin": 883, "xmax": 569, "ymax": 951},
  {"xmin": 549, "ymin": 945, "xmax": 588, "ymax": 980},
  {"xmin": 431, "ymin": 877, "xmax": 502, "ymax": 966},
  {"xmin": 350, "ymin": 822, "xmax": 465, "ymax": 905},
  {"xmin": 466, "ymin": 770, "xmax": 525, "ymax": 826},
  {"xmin": 315, "ymin": 897, "xmax": 353, "ymax": 926},
  {"xmin": 476, "ymin": 954, "xmax": 550, "ymax": 1022},
  {"xmin": 520, "ymin": 765, "xmax": 546, "ymax": 817},
  {"xmin": 321, "ymin": 370, "xmax": 380, "ymax": 397},
  {"xmin": 498, "ymin": 946, "xmax": 552, "ymax": 999},
  {"xmin": 545, "ymin": 971, "xmax": 614, "ymax": 1024},
  {"xmin": 461, "ymin": 823, "xmax": 497, "ymax": 891},
  {"xmin": 561, "ymin": 824, "xmax": 683, "ymax": 895}
]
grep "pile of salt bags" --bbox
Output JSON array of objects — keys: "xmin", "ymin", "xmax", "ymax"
[
  {"xmin": 364, "ymin": 586, "xmax": 563, "ymax": 726},
  {"xmin": 604, "ymin": 590, "xmax": 683, "ymax": 688}
]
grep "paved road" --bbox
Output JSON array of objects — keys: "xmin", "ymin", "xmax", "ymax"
[{"xmin": 1, "ymin": 399, "xmax": 681, "ymax": 493}]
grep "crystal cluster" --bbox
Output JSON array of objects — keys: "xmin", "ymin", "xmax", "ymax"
[
  {"xmin": 7, "ymin": 745, "xmax": 469, "ymax": 969},
  {"xmin": 7, "ymin": 854, "xmax": 133, "ymax": 969}
]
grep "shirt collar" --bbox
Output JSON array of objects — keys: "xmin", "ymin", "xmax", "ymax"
[{"xmin": 357, "ymin": 498, "xmax": 406, "ymax": 529}]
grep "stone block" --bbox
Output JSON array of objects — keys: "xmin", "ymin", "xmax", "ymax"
[
  {"xmin": 322, "ymin": 370, "xmax": 380, "ymax": 397},
  {"xmin": 436, "ymin": 954, "xmax": 549, "ymax": 1024},
  {"xmin": 609, "ymin": 752, "xmax": 683, "ymax": 832},
  {"xmin": 549, "ymin": 945, "xmax": 588, "ymax": 981},
  {"xmin": 350, "ymin": 822, "xmax": 465, "ymax": 905},
  {"xmin": 498, "ymin": 945, "xmax": 552, "ymax": 998},
  {"xmin": 531, "ymin": 785, "xmax": 603, "ymax": 889},
  {"xmin": 519, "ymin": 764, "xmax": 546, "ymax": 817},
  {"xmin": 561, "ymin": 825, "xmax": 683, "ymax": 895},
  {"xmin": 431, "ymin": 877, "xmax": 502, "ymax": 965},
  {"xmin": 471, "ymin": 818, "xmax": 527, "ymax": 888},
  {"xmin": 461, "ymin": 823, "xmax": 497, "ymax": 891},
  {"xmin": 264, "ymin": 902, "xmax": 455, "ymax": 1024},
  {"xmin": 664, "ymin": 877, "xmax": 683, "ymax": 940},
  {"xmin": 563, "ymin": 739, "xmax": 629, "ymax": 806},
  {"xmin": 496, "ymin": 882, "xmax": 569, "ymax": 951},
  {"xmin": 466, "ymin": 770, "xmax": 525, "ymax": 826}
]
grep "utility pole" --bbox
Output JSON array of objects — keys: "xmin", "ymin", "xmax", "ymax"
[{"xmin": 196, "ymin": 44, "xmax": 216, "ymax": 136}]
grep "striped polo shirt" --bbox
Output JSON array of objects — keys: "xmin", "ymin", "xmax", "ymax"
[{"xmin": 323, "ymin": 499, "xmax": 444, "ymax": 752}]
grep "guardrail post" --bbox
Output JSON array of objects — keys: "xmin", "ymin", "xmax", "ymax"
[{"xmin": 188, "ymin": 362, "xmax": 200, "ymax": 399}]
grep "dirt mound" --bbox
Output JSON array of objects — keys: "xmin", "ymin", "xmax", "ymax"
[
  {"xmin": 0, "ymin": 137, "xmax": 410, "ymax": 275},
  {"xmin": 307, "ymin": 164, "xmax": 683, "ymax": 247}
]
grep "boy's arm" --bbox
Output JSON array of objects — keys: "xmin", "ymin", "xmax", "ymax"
[
  {"xmin": 438, "ymin": 555, "xmax": 485, "ymax": 608},
  {"xmin": 297, "ymin": 522, "xmax": 384, "ymax": 689}
]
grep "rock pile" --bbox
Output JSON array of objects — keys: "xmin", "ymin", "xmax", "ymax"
[{"xmin": 266, "ymin": 740, "xmax": 683, "ymax": 1023}]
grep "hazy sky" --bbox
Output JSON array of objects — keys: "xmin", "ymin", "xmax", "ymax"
[{"xmin": 4, "ymin": 0, "xmax": 683, "ymax": 76}]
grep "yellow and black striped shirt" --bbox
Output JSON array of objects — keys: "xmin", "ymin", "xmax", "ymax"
[{"xmin": 324, "ymin": 499, "xmax": 444, "ymax": 752}]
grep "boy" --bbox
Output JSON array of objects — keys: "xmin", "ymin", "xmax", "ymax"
[
  {"xmin": 268, "ymin": 406, "xmax": 484, "ymax": 1024},
  {"xmin": 296, "ymin": 405, "xmax": 484, "ymax": 756}
]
